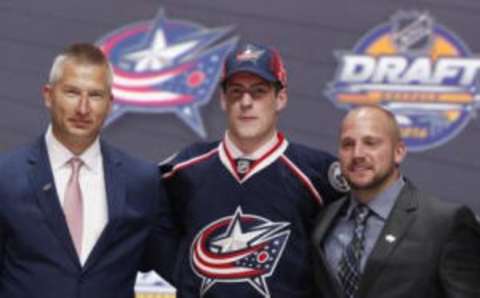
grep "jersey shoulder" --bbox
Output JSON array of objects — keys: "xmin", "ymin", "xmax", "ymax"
[
  {"xmin": 284, "ymin": 142, "xmax": 350, "ymax": 199},
  {"xmin": 159, "ymin": 141, "xmax": 220, "ymax": 175}
]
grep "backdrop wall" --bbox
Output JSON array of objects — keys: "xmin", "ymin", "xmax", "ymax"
[{"xmin": 1, "ymin": 0, "xmax": 479, "ymax": 212}]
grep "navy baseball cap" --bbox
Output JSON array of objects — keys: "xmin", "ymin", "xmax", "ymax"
[{"xmin": 221, "ymin": 43, "xmax": 287, "ymax": 87}]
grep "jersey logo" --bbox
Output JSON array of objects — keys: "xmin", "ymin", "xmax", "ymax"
[
  {"xmin": 328, "ymin": 161, "xmax": 350, "ymax": 193},
  {"xmin": 96, "ymin": 9, "xmax": 237, "ymax": 138},
  {"xmin": 235, "ymin": 158, "xmax": 252, "ymax": 176},
  {"xmin": 326, "ymin": 11, "xmax": 480, "ymax": 151},
  {"xmin": 191, "ymin": 207, "xmax": 290, "ymax": 297}
]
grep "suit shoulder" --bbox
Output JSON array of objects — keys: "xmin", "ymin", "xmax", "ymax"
[
  {"xmin": 102, "ymin": 142, "xmax": 156, "ymax": 173},
  {"xmin": 407, "ymin": 184, "xmax": 476, "ymax": 228},
  {"xmin": 415, "ymin": 188, "xmax": 480, "ymax": 245},
  {"xmin": 415, "ymin": 188, "xmax": 465, "ymax": 215},
  {"xmin": 0, "ymin": 141, "xmax": 37, "ymax": 169}
]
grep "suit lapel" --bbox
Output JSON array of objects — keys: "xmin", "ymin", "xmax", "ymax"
[
  {"xmin": 28, "ymin": 137, "xmax": 81, "ymax": 267},
  {"xmin": 357, "ymin": 181, "xmax": 418, "ymax": 296},
  {"xmin": 83, "ymin": 142, "xmax": 126, "ymax": 271},
  {"xmin": 313, "ymin": 197, "xmax": 347, "ymax": 247},
  {"xmin": 312, "ymin": 197, "xmax": 349, "ymax": 298}
]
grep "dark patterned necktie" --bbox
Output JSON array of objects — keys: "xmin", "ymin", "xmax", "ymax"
[{"xmin": 337, "ymin": 204, "xmax": 370, "ymax": 298}]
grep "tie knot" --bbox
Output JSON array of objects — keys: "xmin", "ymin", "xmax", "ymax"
[
  {"xmin": 353, "ymin": 204, "xmax": 370, "ymax": 226},
  {"xmin": 69, "ymin": 157, "xmax": 83, "ymax": 173}
]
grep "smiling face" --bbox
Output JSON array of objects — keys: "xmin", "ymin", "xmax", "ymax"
[
  {"xmin": 43, "ymin": 60, "xmax": 112, "ymax": 155},
  {"xmin": 338, "ymin": 107, "xmax": 406, "ymax": 202},
  {"xmin": 220, "ymin": 72, "xmax": 287, "ymax": 153}
]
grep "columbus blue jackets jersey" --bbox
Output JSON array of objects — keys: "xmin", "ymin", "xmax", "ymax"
[{"xmin": 160, "ymin": 133, "xmax": 348, "ymax": 298}]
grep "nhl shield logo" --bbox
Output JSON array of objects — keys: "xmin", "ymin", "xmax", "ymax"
[
  {"xmin": 96, "ymin": 9, "xmax": 238, "ymax": 138},
  {"xmin": 191, "ymin": 207, "xmax": 290, "ymax": 297},
  {"xmin": 391, "ymin": 11, "xmax": 434, "ymax": 54},
  {"xmin": 235, "ymin": 158, "xmax": 252, "ymax": 175}
]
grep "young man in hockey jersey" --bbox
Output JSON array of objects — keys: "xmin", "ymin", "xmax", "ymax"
[{"xmin": 161, "ymin": 42, "xmax": 348, "ymax": 297}]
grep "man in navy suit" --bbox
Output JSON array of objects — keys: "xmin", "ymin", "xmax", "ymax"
[
  {"xmin": 312, "ymin": 105, "xmax": 480, "ymax": 298},
  {"xmin": 0, "ymin": 43, "xmax": 177, "ymax": 298}
]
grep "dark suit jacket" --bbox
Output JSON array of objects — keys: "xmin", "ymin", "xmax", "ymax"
[
  {"xmin": 312, "ymin": 180, "xmax": 480, "ymax": 298},
  {"xmin": 0, "ymin": 136, "xmax": 177, "ymax": 298}
]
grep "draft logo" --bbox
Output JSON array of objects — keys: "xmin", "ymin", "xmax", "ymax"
[
  {"xmin": 327, "ymin": 11, "xmax": 480, "ymax": 151},
  {"xmin": 96, "ymin": 10, "xmax": 237, "ymax": 138},
  {"xmin": 191, "ymin": 207, "xmax": 290, "ymax": 297}
]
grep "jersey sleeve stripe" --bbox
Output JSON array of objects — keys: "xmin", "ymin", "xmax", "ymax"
[
  {"xmin": 280, "ymin": 155, "xmax": 324, "ymax": 205},
  {"xmin": 162, "ymin": 148, "xmax": 218, "ymax": 179}
]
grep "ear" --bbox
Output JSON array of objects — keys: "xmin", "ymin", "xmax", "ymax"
[
  {"xmin": 275, "ymin": 87, "xmax": 288, "ymax": 112},
  {"xmin": 220, "ymin": 91, "xmax": 227, "ymax": 111},
  {"xmin": 107, "ymin": 92, "xmax": 114, "ymax": 114},
  {"xmin": 394, "ymin": 140, "xmax": 407, "ymax": 166},
  {"xmin": 42, "ymin": 84, "xmax": 53, "ymax": 108}
]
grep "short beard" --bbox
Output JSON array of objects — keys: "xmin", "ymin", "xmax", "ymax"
[{"xmin": 347, "ymin": 164, "xmax": 398, "ymax": 193}]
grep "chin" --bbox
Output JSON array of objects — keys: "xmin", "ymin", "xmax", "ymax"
[
  {"xmin": 235, "ymin": 128, "xmax": 260, "ymax": 140},
  {"xmin": 346, "ymin": 177, "xmax": 374, "ymax": 191}
]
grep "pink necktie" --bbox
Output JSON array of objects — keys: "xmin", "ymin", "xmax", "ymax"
[{"xmin": 64, "ymin": 157, "xmax": 83, "ymax": 258}]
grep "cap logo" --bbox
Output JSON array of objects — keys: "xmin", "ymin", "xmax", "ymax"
[{"xmin": 236, "ymin": 45, "xmax": 264, "ymax": 62}]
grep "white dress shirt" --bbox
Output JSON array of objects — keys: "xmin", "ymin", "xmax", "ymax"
[{"xmin": 45, "ymin": 126, "xmax": 108, "ymax": 266}]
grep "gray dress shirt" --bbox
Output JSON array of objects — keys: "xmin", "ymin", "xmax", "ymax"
[{"xmin": 323, "ymin": 178, "xmax": 405, "ymax": 275}]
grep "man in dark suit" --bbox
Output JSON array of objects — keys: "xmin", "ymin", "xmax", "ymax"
[
  {"xmin": 0, "ymin": 43, "xmax": 177, "ymax": 298},
  {"xmin": 312, "ymin": 105, "xmax": 480, "ymax": 298}
]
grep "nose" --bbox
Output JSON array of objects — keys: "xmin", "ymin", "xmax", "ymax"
[
  {"xmin": 239, "ymin": 92, "xmax": 253, "ymax": 108},
  {"xmin": 352, "ymin": 143, "xmax": 365, "ymax": 158},
  {"xmin": 76, "ymin": 94, "xmax": 91, "ymax": 115}
]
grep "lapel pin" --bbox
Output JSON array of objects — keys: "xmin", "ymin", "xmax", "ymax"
[
  {"xmin": 385, "ymin": 234, "xmax": 396, "ymax": 243},
  {"xmin": 43, "ymin": 183, "xmax": 52, "ymax": 192}
]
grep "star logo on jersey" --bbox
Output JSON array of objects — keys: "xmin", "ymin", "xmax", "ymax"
[
  {"xmin": 191, "ymin": 207, "xmax": 290, "ymax": 297},
  {"xmin": 96, "ymin": 9, "xmax": 238, "ymax": 138}
]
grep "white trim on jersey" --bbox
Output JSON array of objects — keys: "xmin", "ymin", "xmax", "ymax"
[
  {"xmin": 218, "ymin": 136, "xmax": 289, "ymax": 184},
  {"xmin": 280, "ymin": 155, "xmax": 324, "ymax": 205},
  {"xmin": 162, "ymin": 136, "xmax": 325, "ymax": 207},
  {"xmin": 162, "ymin": 147, "xmax": 218, "ymax": 179}
]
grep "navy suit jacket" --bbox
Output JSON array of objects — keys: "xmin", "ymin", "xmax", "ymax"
[
  {"xmin": 0, "ymin": 136, "xmax": 177, "ymax": 298},
  {"xmin": 312, "ymin": 180, "xmax": 480, "ymax": 298}
]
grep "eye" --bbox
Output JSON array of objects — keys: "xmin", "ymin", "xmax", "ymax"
[
  {"xmin": 63, "ymin": 88, "xmax": 80, "ymax": 98},
  {"xmin": 89, "ymin": 91, "xmax": 106, "ymax": 101},
  {"xmin": 226, "ymin": 86, "xmax": 245, "ymax": 99},
  {"xmin": 364, "ymin": 137, "xmax": 381, "ymax": 147},
  {"xmin": 251, "ymin": 85, "xmax": 270, "ymax": 98},
  {"xmin": 340, "ymin": 139, "xmax": 354, "ymax": 149}
]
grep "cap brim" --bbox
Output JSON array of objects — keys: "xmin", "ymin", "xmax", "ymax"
[{"xmin": 222, "ymin": 66, "xmax": 277, "ymax": 84}]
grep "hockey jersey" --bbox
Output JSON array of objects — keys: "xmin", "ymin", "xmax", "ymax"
[{"xmin": 160, "ymin": 133, "xmax": 347, "ymax": 298}]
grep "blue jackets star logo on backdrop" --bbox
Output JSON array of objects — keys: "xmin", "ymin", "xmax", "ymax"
[{"xmin": 96, "ymin": 9, "xmax": 238, "ymax": 138}]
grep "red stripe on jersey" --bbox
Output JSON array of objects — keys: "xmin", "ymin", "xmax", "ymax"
[
  {"xmin": 222, "ymin": 132, "xmax": 286, "ymax": 182},
  {"xmin": 280, "ymin": 155, "xmax": 324, "ymax": 205},
  {"xmin": 163, "ymin": 148, "xmax": 218, "ymax": 179}
]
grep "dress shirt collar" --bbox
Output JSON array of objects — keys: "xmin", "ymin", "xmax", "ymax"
[
  {"xmin": 45, "ymin": 125, "xmax": 102, "ymax": 173},
  {"xmin": 224, "ymin": 130, "xmax": 279, "ymax": 160},
  {"xmin": 345, "ymin": 177, "xmax": 405, "ymax": 220}
]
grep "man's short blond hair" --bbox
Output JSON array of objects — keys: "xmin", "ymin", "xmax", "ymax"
[{"xmin": 48, "ymin": 43, "xmax": 113, "ymax": 88}]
